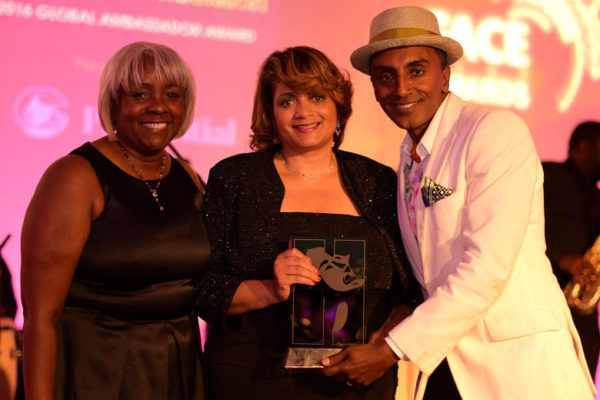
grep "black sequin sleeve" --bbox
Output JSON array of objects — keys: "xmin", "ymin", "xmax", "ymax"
[
  {"xmin": 195, "ymin": 158, "xmax": 247, "ymax": 325},
  {"xmin": 196, "ymin": 150, "xmax": 422, "ymax": 325}
]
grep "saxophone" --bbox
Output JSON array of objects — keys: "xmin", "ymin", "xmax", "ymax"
[{"xmin": 563, "ymin": 236, "xmax": 600, "ymax": 316}]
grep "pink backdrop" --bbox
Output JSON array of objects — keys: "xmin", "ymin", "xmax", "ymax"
[{"xmin": 2, "ymin": 1, "xmax": 599, "ymax": 384}]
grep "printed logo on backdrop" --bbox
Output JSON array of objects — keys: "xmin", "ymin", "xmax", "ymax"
[
  {"xmin": 434, "ymin": 0, "xmax": 600, "ymax": 112},
  {"xmin": 180, "ymin": 117, "xmax": 237, "ymax": 146},
  {"xmin": 13, "ymin": 85, "xmax": 70, "ymax": 139}
]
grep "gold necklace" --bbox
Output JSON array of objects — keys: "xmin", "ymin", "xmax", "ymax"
[
  {"xmin": 280, "ymin": 152, "xmax": 334, "ymax": 179},
  {"xmin": 118, "ymin": 141, "xmax": 166, "ymax": 212}
]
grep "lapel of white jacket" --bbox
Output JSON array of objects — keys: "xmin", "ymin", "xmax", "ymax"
[{"xmin": 418, "ymin": 93, "xmax": 465, "ymax": 284}]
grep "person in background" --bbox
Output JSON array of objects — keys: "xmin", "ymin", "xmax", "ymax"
[
  {"xmin": 0, "ymin": 234, "xmax": 18, "ymax": 400},
  {"xmin": 543, "ymin": 121, "xmax": 600, "ymax": 380},
  {"xmin": 21, "ymin": 41, "xmax": 209, "ymax": 399},
  {"xmin": 197, "ymin": 46, "xmax": 421, "ymax": 400},
  {"xmin": 0, "ymin": 236, "xmax": 17, "ymax": 325},
  {"xmin": 320, "ymin": 6, "xmax": 596, "ymax": 399}
]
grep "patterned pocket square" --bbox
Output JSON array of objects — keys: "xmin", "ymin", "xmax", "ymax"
[{"xmin": 421, "ymin": 176, "xmax": 453, "ymax": 207}]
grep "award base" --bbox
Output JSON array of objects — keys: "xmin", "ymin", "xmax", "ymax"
[{"xmin": 284, "ymin": 347, "xmax": 342, "ymax": 369}]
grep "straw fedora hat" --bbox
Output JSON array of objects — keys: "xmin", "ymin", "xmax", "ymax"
[{"xmin": 351, "ymin": 6, "xmax": 463, "ymax": 75}]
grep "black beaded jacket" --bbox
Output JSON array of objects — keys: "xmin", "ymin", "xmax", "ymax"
[{"xmin": 197, "ymin": 149, "xmax": 421, "ymax": 325}]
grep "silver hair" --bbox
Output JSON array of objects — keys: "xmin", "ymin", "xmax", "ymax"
[{"xmin": 97, "ymin": 41, "xmax": 196, "ymax": 139}]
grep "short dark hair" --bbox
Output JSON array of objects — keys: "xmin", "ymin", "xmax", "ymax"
[
  {"xmin": 250, "ymin": 46, "xmax": 353, "ymax": 152},
  {"xmin": 433, "ymin": 48, "xmax": 448, "ymax": 69},
  {"xmin": 569, "ymin": 121, "xmax": 600, "ymax": 153}
]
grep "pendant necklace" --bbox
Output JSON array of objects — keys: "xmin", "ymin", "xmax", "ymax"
[
  {"xmin": 118, "ymin": 141, "xmax": 166, "ymax": 211},
  {"xmin": 281, "ymin": 153, "xmax": 334, "ymax": 179}
]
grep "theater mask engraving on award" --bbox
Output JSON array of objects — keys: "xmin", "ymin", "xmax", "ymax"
[{"xmin": 285, "ymin": 237, "xmax": 366, "ymax": 368}]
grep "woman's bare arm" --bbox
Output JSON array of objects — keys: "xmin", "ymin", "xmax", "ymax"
[{"xmin": 21, "ymin": 155, "xmax": 103, "ymax": 400}]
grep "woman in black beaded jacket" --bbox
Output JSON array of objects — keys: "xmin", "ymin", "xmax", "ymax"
[{"xmin": 198, "ymin": 46, "xmax": 421, "ymax": 400}]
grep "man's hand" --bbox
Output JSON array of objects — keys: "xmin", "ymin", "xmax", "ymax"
[{"xmin": 319, "ymin": 341, "xmax": 399, "ymax": 387}]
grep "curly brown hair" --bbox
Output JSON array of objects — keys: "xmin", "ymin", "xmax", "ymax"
[{"xmin": 250, "ymin": 46, "xmax": 353, "ymax": 152}]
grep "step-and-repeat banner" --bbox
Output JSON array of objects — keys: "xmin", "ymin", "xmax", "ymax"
[{"xmin": 2, "ymin": 0, "xmax": 599, "ymax": 329}]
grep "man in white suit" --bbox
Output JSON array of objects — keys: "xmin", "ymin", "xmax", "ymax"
[{"xmin": 321, "ymin": 6, "xmax": 596, "ymax": 399}]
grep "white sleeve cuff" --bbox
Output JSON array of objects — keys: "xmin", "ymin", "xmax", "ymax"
[{"xmin": 385, "ymin": 336, "xmax": 409, "ymax": 362}]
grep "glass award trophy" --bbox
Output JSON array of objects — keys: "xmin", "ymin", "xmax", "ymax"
[{"xmin": 284, "ymin": 236, "xmax": 366, "ymax": 368}]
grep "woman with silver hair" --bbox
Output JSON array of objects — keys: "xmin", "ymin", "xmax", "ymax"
[{"xmin": 21, "ymin": 41, "xmax": 208, "ymax": 399}]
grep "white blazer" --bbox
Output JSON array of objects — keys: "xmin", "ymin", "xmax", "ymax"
[{"xmin": 388, "ymin": 93, "xmax": 596, "ymax": 400}]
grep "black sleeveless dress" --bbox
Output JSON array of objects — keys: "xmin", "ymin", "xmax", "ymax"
[
  {"xmin": 204, "ymin": 212, "xmax": 399, "ymax": 400},
  {"xmin": 55, "ymin": 142, "xmax": 210, "ymax": 399}
]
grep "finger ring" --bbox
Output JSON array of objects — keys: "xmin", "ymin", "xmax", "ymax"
[{"xmin": 346, "ymin": 380, "xmax": 353, "ymax": 387}]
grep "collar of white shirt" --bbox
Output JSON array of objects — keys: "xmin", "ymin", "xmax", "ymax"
[{"xmin": 397, "ymin": 93, "xmax": 452, "ymax": 290}]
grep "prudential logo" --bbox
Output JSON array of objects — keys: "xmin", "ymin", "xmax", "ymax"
[{"xmin": 13, "ymin": 85, "xmax": 70, "ymax": 139}]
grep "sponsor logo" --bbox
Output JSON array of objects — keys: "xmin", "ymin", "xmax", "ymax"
[{"xmin": 13, "ymin": 85, "xmax": 69, "ymax": 139}]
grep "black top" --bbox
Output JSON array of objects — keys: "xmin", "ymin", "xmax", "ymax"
[
  {"xmin": 55, "ymin": 142, "xmax": 210, "ymax": 399},
  {"xmin": 198, "ymin": 150, "xmax": 421, "ymax": 399}
]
